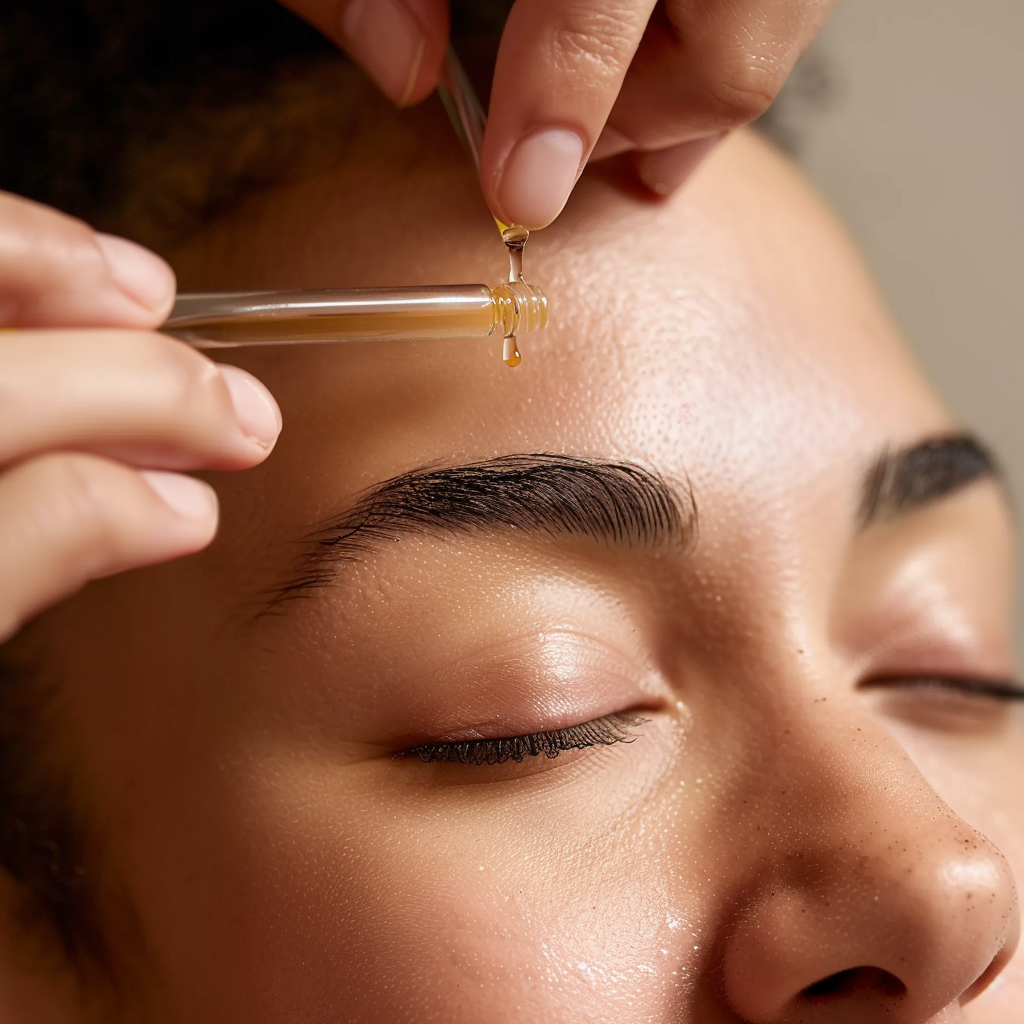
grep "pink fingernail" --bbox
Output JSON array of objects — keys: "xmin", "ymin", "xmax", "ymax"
[
  {"xmin": 634, "ymin": 134, "xmax": 728, "ymax": 197},
  {"xmin": 497, "ymin": 128, "xmax": 585, "ymax": 229},
  {"xmin": 141, "ymin": 471, "xmax": 218, "ymax": 523},
  {"xmin": 95, "ymin": 233, "xmax": 176, "ymax": 312},
  {"xmin": 340, "ymin": 0, "xmax": 426, "ymax": 107},
  {"xmin": 218, "ymin": 365, "xmax": 283, "ymax": 449}
]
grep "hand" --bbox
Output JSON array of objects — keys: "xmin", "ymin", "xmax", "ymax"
[
  {"xmin": 279, "ymin": 0, "xmax": 836, "ymax": 228},
  {"xmin": 0, "ymin": 193, "xmax": 283, "ymax": 644}
]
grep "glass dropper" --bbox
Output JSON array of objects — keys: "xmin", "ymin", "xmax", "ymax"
[
  {"xmin": 163, "ymin": 282, "xmax": 547, "ymax": 349},
  {"xmin": 164, "ymin": 48, "xmax": 546, "ymax": 357}
]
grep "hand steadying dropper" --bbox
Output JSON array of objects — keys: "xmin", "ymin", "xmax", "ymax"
[{"xmin": 279, "ymin": 0, "xmax": 841, "ymax": 228}]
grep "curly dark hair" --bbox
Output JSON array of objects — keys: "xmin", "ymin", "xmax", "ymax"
[{"xmin": 0, "ymin": 0, "xmax": 515, "ymax": 251}]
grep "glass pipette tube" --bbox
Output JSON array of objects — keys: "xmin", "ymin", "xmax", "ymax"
[
  {"xmin": 165, "ymin": 50, "xmax": 547, "ymax": 353},
  {"xmin": 438, "ymin": 45, "xmax": 517, "ymax": 238},
  {"xmin": 164, "ymin": 281, "xmax": 548, "ymax": 349}
]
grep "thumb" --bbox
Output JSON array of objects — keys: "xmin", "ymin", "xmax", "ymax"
[{"xmin": 281, "ymin": 0, "xmax": 450, "ymax": 107}]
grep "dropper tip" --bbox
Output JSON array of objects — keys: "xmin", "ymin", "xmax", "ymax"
[{"xmin": 498, "ymin": 223, "xmax": 529, "ymax": 246}]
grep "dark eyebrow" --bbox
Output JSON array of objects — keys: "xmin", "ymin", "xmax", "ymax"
[
  {"xmin": 858, "ymin": 433, "xmax": 1003, "ymax": 528},
  {"xmin": 265, "ymin": 454, "xmax": 696, "ymax": 609}
]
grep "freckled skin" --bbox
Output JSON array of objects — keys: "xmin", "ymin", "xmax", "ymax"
[{"xmin": 6, "ymin": 110, "xmax": 1023, "ymax": 1023}]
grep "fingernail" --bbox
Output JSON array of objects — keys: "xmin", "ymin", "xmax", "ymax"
[
  {"xmin": 218, "ymin": 365, "xmax": 283, "ymax": 449},
  {"xmin": 95, "ymin": 233, "xmax": 176, "ymax": 312},
  {"xmin": 340, "ymin": 0, "xmax": 426, "ymax": 107},
  {"xmin": 634, "ymin": 134, "xmax": 728, "ymax": 197},
  {"xmin": 141, "ymin": 471, "xmax": 218, "ymax": 523},
  {"xmin": 497, "ymin": 128, "xmax": 585, "ymax": 229}
]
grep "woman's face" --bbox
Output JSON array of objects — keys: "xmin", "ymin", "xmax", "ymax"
[{"xmin": 35, "ymin": 130, "xmax": 1024, "ymax": 1023}]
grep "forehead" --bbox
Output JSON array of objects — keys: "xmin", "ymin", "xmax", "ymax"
[{"xmin": 170, "ymin": 131, "xmax": 948, "ymax": 567}]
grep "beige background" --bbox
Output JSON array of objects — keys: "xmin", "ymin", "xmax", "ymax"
[{"xmin": 783, "ymin": 0, "xmax": 1023, "ymax": 642}]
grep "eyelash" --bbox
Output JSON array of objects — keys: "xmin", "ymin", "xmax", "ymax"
[
  {"xmin": 398, "ymin": 677, "xmax": 1021, "ymax": 768},
  {"xmin": 871, "ymin": 676, "xmax": 1024, "ymax": 701},
  {"xmin": 400, "ymin": 711, "xmax": 647, "ymax": 766}
]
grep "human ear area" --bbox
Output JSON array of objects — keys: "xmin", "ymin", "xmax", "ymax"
[{"xmin": 712, "ymin": 698, "xmax": 1019, "ymax": 1022}]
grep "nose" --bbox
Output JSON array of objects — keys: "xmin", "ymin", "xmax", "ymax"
[{"xmin": 719, "ymin": 708, "xmax": 1020, "ymax": 1023}]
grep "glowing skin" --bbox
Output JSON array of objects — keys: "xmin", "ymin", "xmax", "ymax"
[{"xmin": 4, "ymin": 118, "xmax": 1022, "ymax": 1024}]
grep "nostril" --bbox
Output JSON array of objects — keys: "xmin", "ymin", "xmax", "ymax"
[{"xmin": 802, "ymin": 966, "xmax": 907, "ymax": 1000}]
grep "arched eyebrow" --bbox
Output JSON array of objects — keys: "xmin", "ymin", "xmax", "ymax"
[
  {"xmin": 858, "ymin": 433, "xmax": 1004, "ymax": 528},
  {"xmin": 256, "ymin": 435, "xmax": 1001, "ymax": 617},
  {"xmin": 262, "ymin": 454, "xmax": 696, "ymax": 611}
]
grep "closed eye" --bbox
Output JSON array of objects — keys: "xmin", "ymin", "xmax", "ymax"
[
  {"xmin": 395, "ymin": 711, "xmax": 648, "ymax": 766},
  {"xmin": 863, "ymin": 677, "xmax": 1024, "ymax": 701},
  {"xmin": 862, "ymin": 676, "xmax": 1024, "ymax": 733}
]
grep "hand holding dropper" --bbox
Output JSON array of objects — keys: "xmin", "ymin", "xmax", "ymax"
[
  {"xmin": 165, "ymin": 48, "xmax": 547, "ymax": 364},
  {"xmin": 280, "ymin": 0, "xmax": 840, "ymax": 228}
]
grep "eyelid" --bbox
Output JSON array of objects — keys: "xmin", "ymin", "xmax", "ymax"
[
  {"xmin": 396, "ymin": 711, "xmax": 648, "ymax": 766},
  {"xmin": 378, "ymin": 624, "xmax": 660, "ymax": 746}
]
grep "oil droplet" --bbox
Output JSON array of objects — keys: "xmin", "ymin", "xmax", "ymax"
[
  {"xmin": 502, "ymin": 334, "xmax": 521, "ymax": 367},
  {"xmin": 502, "ymin": 225, "xmax": 529, "ymax": 283}
]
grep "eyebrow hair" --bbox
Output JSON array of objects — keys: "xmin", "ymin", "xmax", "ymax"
[
  {"xmin": 265, "ymin": 454, "xmax": 696, "ymax": 609},
  {"xmin": 858, "ymin": 433, "xmax": 1002, "ymax": 528},
  {"xmin": 258, "ymin": 434, "xmax": 1000, "ymax": 616}
]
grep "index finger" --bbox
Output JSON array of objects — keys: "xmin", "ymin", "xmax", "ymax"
[
  {"xmin": 482, "ymin": 0, "xmax": 835, "ymax": 228},
  {"xmin": 0, "ymin": 192, "xmax": 175, "ymax": 329},
  {"xmin": 481, "ymin": 0, "xmax": 657, "ymax": 229}
]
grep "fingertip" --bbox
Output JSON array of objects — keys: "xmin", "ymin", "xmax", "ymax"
[
  {"xmin": 399, "ymin": 38, "xmax": 446, "ymax": 107},
  {"xmin": 491, "ymin": 127, "xmax": 586, "ymax": 230},
  {"xmin": 590, "ymin": 126, "xmax": 634, "ymax": 163},
  {"xmin": 139, "ymin": 471, "xmax": 219, "ymax": 549},
  {"xmin": 95, "ymin": 233, "xmax": 177, "ymax": 318},
  {"xmin": 633, "ymin": 134, "xmax": 728, "ymax": 197},
  {"xmin": 217, "ymin": 365, "xmax": 283, "ymax": 454},
  {"xmin": 339, "ymin": 0, "xmax": 445, "ymax": 107}
]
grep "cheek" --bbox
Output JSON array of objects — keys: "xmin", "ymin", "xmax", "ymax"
[{"xmin": 150, "ymin": 743, "xmax": 712, "ymax": 1024}]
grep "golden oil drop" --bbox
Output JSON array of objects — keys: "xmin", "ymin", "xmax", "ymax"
[{"xmin": 502, "ymin": 335, "xmax": 522, "ymax": 367}]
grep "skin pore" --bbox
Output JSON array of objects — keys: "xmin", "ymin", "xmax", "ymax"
[{"xmin": 3, "ymin": 106, "xmax": 1023, "ymax": 1023}]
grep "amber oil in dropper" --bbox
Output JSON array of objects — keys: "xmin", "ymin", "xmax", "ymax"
[{"xmin": 163, "ymin": 233, "xmax": 547, "ymax": 352}]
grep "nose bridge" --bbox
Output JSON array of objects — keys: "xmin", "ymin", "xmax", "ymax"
[
  {"xmin": 717, "ymin": 687, "xmax": 1020, "ymax": 1022},
  {"xmin": 766, "ymin": 695, "xmax": 979, "ymax": 868}
]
